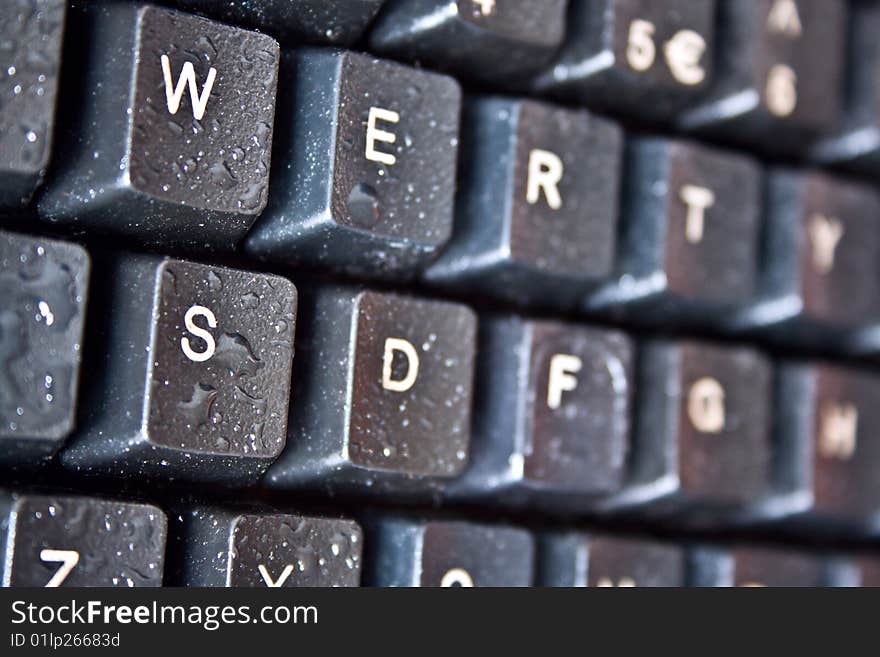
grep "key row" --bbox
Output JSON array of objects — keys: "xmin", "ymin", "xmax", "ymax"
[
  {"xmin": 1, "ymin": 492, "xmax": 876, "ymax": 587},
  {"xmin": 4, "ymin": 229, "xmax": 880, "ymax": 534}
]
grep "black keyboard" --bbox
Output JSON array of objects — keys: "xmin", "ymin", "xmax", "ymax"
[{"xmin": 2, "ymin": 0, "xmax": 879, "ymax": 588}]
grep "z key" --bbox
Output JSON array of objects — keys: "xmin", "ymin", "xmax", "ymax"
[{"xmin": 0, "ymin": 493, "xmax": 167, "ymax": 587}]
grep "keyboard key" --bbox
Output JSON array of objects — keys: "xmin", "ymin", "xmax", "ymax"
[
  {"xmin": 680, "ymin": 0, "xmax": 846, "ymax": 154},
  {"xmin": 175, "ymin": 510, "xmax": 362, "ymax": 587},
  {"xmin": 739, "ymin": 171, "xmax": 880, "ymax": 350},
  {"xmin": 703, "ymin": 547, "xmax": 829, "ymax": 586},
  {"xmin": 0, "ymin": 493, "xmax": 166, "ymax": 587},
  {"xmin": 811, "ymin": 2, "xmax": 880, "ymax": 175},
  {"xmin": 0, "ymin": 231, "xmax": 89, "ymax": 466},
  {"xmin": 266, "ymin": 289, "xmax": 475, "ymax": 496},
  {"xmin": 368, "ymin": 0, "xmax": 567, "ymax": 84},
  {"xmin": 424, "ymin": 98, "xmax": 622, "ymax": 309},
  {"xmin": 585, "ymin": 138, "xmax": 761, "ymax": 328},
  {"xmin": 38, "ymin": 4, "xmax": 279, "ymax": 249},
  {"xmin": 776, "ymin": 362, "xmax": 880, "ymax": 530},
  {"xmin": 615, "ymin": 341, "xmax": 774, "ymax": 519},
  {"xmin": 246, "ymin": 50, "xmax": 460, "ymax": 279},
  {"xmin": 533, "ymin": 0, "xmax": 715, "ymax": 122},
  {"xmin": 855, "ymin": 559, "xmax": 880, "ymax": 587},
  {"xmin": 61, "ymin": 257, "xmax": 296, "ymax": 484},
  {"xmin": 366, "ymin": 519, "xmax": 533, "ymax": 586},
  {"xmin": 449, "ymin": 318, "xmax": 631, "ymax": 509},
  {"xmin": 540, "ymin": 533, "xmax": 685, "ymax": 587},
  {"xmin": 174, "ymin": 0, "xmax": 386, "ymax": 45},
  {"xmin": 0, "ymin": 0, "xmax": 66, "ymax": 209}
]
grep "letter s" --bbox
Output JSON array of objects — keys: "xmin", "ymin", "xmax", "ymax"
[{"xmin": 181, "ymin": 305, "xmax": 217, "ymax": 363}]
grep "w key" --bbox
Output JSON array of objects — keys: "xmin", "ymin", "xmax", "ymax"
[
  {"xmin": 60, "ymin": 257, "xmax": 297, "ymax": 484},
  {"xmin": 0, "ymin": 493, "xmax": 166, "ymax": 587},
  {"xmin": 38, "ymin": 4, "xmax": 280, "ymax": 249}
]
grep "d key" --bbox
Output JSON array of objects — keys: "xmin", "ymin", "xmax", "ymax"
[{"xmin": 61, "ymin": 257, "xmax": 297, "ymax": 484}]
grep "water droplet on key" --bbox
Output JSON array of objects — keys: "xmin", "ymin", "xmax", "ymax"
[
  {"xmin": 206, "ymin": 270, "xmax": 223, "ymax": 291},
  {"xmin": 241, "ymin": 292, "xmax": 260, "ymax": 308},
  {"xmin": 348, "ymin": 183, "xmax": 380, "ymax": 228}
]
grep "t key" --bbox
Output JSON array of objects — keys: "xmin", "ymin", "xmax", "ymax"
[
  {"xmin": 246, "ymin": 50, "xmax": 461, "ymax": 279},
  {"xmin": 266, "ymin": 288, "xmax": 476, "ymax": 496},
  {"xmin": 540, "ymin": 533, "xmax": 685, "ymax": 587},
  {"xmin": 173, "ymin": 0, "xmax": 386, "ymax": 45},
  {"xmin": 449, "ymin": 318, "xmax": 632, "ymax": 510},
  {"xmin": 424, "ymin": 98, "xmax": 622, "ymax": 310},
  {"xmin": 0, "ymin": 493, "xmax": 166, "ymax": 587},
  {"xmin": 174, "ymin": 510, "xmax": 362, "ymax": 587},
  {"xmin": 38, "ymin": 4, "xmax": 280, "ymax": 249},
  {"xmin": 533, "ymin": 0, "xmax": 715, "ymax": 123},
  {"xmin": 61, "ymin": 257, "xmax": 297, "ymax": 484},
  {"xmin": 0, "ymin": 0, "xmax": 66, "ymax": 210},
  {"xmin": 614, "ymin": 340, "xmax": 775, "ymax": 521},
  {"xmin": 585, "ymin": 138, "xmax": 761, "ymax": 329},
  {"xmin": 0, "ymin": 231, "xmax": 90, "ymax": 466},
  {"xmin": 366, "ymin": 519, "xmax": 533, "ymax": 587},
  {"xmin": 368, "ymin": 0, "xmax": 567, "ymax": 85},
  {"xmin": 680, "ymin": 0, "xmax": 846, "ymax": 155}
]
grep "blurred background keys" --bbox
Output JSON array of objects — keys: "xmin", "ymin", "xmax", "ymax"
[
  {"xmin": 0, "ymin": 493, "xmax": 166, "ymax": 587},
  {"xmin": 450, "ymin": 318, "xmax": 631, "ymax": 510},
  {"xmin": 740, "ymin": 171, "xmax": 880, "ymax": 352},
  {"xmin": 0, "ymin": 231, "xmax": 89, "ymax": 466},
  {"xmin": 61, "ymin": 257, "xmax": 296, "ymax": 484},
  {"xmin": 534, "ymin": 0, "xmax": 714, "ymax": 123},
  {"xmin": 812, "ymin": 1, "xmax": 880, "ymax": 175},
  {"xmin": 173, "ymin": 511, "xmax": 362, "ymax": 587},
  {"xmin": 540, "ymin": 533, "xmax": 685, "ymax": 587},
  {"xmin": 680, "ymin": 0, "xmax": 846, "ymax": 155},
  {"xmin": 613, "ymin": 341, "xmax": 775, "ymax": 522},
  {"xmin": 266, "ymin": 289, "xmax": 476, "ymax": 497},
  {"xmin": 586, "ymin": 138, "xmax": 761, "ymax": 329},
  {"xmin": 777, "ymin": 362, "xmax": 880, "ymax": 534},
  {"xmin": 246, "ymin": 51, "xmax": 460, "ymax": 280},
  {"xmin": 366, "ymin": 519, "xmax": 533, "ymax": 586},
  {"xmin": 369, "ymin": 0, "xmax": 567, "ymax": 85},
  {"xmin": 173, "ymin": 0, "xmax": 386, "ymax": 45},
  {"xmin": 37, "ymin": 4, "xmax": 279, "ymax": 249},
  {"xmin": 424, "ymin": 98, "xmax": 622, "ymax": 310},
  {"xmin": 0, "ymin": 0, "xmax": 66, "ymax": 210},
  {"xmin": 692, "ymin": 547, "xmax": 829, "ymax": 586}
]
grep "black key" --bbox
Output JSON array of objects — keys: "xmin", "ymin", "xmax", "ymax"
[
  {"xmin": 449, "ymin": 318, "xmax": 632, "ymax": 510},
  {"xmin": 585, "ymin": 138, "xmax": 761, "ymax": 329},
  {"xmin": 540, "ymin": 533, "xmax": 685, "ymax": 587},
  {"xmin": 60, "ymin": 257, "xmax": 297, "ymax": 484},
  {"xmin": 366, "ymin": 519, "xmax": 533, "ymax": 587},
  {"xmin": 174, "ymin": 510, "xmax": 362, "ymax": 587},
  {"xmin": 614, "ymin": 341, "xmax": 775, "ymax": 520},
  {"xmin": 0, "ymin": 0, "xmax": 65, "ymax": 210},
  {"xmin": 246, "ymin": 50, "xmax": 460, "ymax": 280},
  {"xmin": 266, "ymin": 288, "xmax": 476, "ymax": 496},
  {"xmin": 811, "ymin": 2, "xmax": 880, "ymax": 175},
  {"xmin": 533, "ymin": 0, "xmax": 714, "ymax": 123},
  {"xmin": 424, "ymin": 98, "xmax": 622, "ymax": 309},
  {"xmin": 174, "ymin": 0, "xmax": 386, "ymax": 45},
  {"xmin": 699, "ymin": 547, "xmax": 829, "ymax": 587},
  {"xmin": 0, "ymin": 231, "xmax": 89, "ymax": 466},
  {"xmin": 738, "ymin": 171, "xmax": 880, "ymax": 351},
  {"xmin": 368, "ymin": 0, "xmax": 567, "ymax": 85},
  {"xmin": 680, "ymin": 0, "xmax": 846, "ymax": 154},
  {"xmin": 0, "ymin": 493, "xmax": 166, "ymax": 587},
  {"xmin": 855, "ymin": 559, "xmax": 880, "ymax": 587},
  {"xmin": 37, "ymin": 4, "xmax": 279, "ymax": 249},
  {"xmin": 776, "ymin": 362, "xmax": 880, "ymax": 531}
]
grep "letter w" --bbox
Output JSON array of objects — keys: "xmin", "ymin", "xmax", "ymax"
[{"xmin": 161, "ymin": 54, "xmax": 217, "ymax": 121}]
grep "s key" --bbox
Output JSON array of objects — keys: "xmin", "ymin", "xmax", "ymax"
[
  {"xmin": 0, "ymin": 493, "xmax": 166, "ymax": 587},
  {"xmin": 534, "ymin": 0, "xmax": 715, "ymax": 123},
  {"xmin": 0, "ymin": 231, "xmax": 89, "ymax": 466},
  {"xmin": 246, "ymin": 50, "xmax": 461, "ymax": 280},
  {"xmin": 266, "ymin": 288, "xmax": 476, "ymax": 497},
  {"xmin": 60, "ymin": 257, "xmax": 297, "ymax": 484},
  {"xmin": 366, "ymin": 518, "xmax": 533, "ymax": 587},
  {"xmin": 37, "ymin": 3, "xmax": 280, "ymax": 249},
  {"xmin": 680, "ymin": 0, "xmax": 846, "ymax": 155},
  {"xmin": 173, "ymin": 510, "xmax": 362, "ymax": 587}
]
